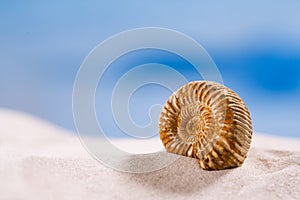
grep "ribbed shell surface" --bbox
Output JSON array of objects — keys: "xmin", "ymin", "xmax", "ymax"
[{"xmin": 159, "ymin": 81, "xmax": 252, "ymax": 170}]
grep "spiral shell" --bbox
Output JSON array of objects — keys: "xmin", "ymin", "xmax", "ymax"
[{"xmin": 159, "ymin": 81, "xmax": 252, "ymax": 170}]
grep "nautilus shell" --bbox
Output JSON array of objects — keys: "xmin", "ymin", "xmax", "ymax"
[{"xmin": 159, "ymin": 81, "xmax": 252, "ymax": 170}]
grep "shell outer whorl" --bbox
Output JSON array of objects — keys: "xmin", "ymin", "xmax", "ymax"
[{"xmin": 159, "ymin": 81, "xmax": 252, "ymax": 170}]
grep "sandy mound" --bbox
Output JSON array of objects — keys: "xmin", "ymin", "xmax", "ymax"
[{"xmin": 0, "ymin": 109, "xmax": 299, "ymax": 200}]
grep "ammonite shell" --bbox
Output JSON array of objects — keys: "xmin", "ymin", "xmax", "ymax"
[{"xmin": 159, "ymin": 81, "xmax": 252, "ymax": 170}]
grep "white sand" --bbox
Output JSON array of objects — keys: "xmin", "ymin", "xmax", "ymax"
[{"xmin": 0, "ymin": 109, "xmax": 299, "ymax": 200}]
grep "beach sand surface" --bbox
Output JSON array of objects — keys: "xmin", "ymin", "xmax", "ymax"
[{"xmin": 0, "ymin": 109, "xmax": 299, "ymax": 200}]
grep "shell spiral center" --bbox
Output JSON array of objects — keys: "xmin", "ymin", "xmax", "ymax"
[
  {"xmin": 185, "ymin": 116, "xmax": 203, "ymax": 135},
  {"xmin": 177, "ymin": 103, "xmax": 214, "ymax": 144}
]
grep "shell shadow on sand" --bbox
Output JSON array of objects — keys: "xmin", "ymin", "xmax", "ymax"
[{"xmin": 120, "ymin": 151, "xmax": 230, "ymax": 195}]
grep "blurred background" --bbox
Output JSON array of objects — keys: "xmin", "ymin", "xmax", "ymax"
[{"xmin": 1, "ymin": 1, "xmax": 299, "ymax": 138}]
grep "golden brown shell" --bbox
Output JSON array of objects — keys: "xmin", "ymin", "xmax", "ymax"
[{"xmin": 159, "ymin": 81, "xmax": 252, "ymax": 170}]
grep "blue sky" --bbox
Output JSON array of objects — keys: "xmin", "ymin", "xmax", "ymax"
[{"xmin": 0, "ymin": 1, "xmax": 300, "ymax": 137}]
